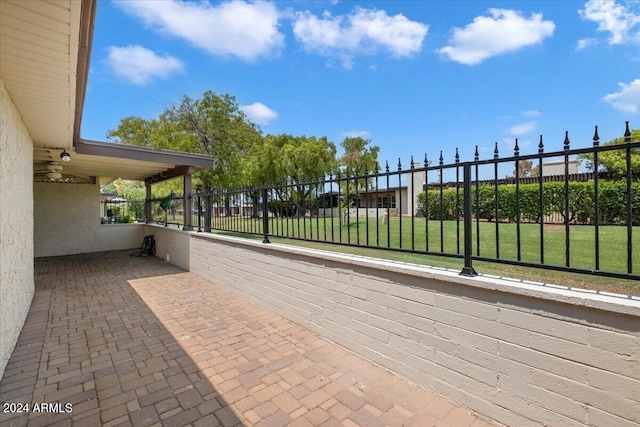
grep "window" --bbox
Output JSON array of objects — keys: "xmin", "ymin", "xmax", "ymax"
[{"xmin": 377, "ymin": 196, "xmax": 396, "ymax": 208}]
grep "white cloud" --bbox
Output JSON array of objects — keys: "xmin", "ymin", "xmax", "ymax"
[
  {"xmin": 293, "ymin": 7, "xmax": 428, "ymax": 69},
  {"xmin": 105, "ymin": 45, "xmax": 184, "ymax": 85},
  {"xmin": 603, "ymin": 79, "xmax": 640, "ymax": 113},
  {"xmin": 340, "ymin": 130, "xmax": 371, "ymax": 139},
  {"xmin": 437, "ymin": 9, "xmax": 555, "ymax": 65},
  {"xmin": 509, "ymin": 121, "xmax": 536, "ymax": 135},
  {"xmin": 114, "ymin": 0, "xmax": 284, "ymax": 61},
  {"xmin": 579, "ymin": 0, "xmax": 640, "ymax": 45},
  {"xmin": 521, "ymin": 110, "xmax": 540, "ymax": 117},
  {"xmin": 240, "ymin": 102, "xmax": 278, "ymax": 125},
  {"xmin": 576, "ymin": 37, "xmax": 599, "ymax": 50}
]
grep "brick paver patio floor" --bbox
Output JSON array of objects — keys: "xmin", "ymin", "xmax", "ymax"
[{"xmin": 0, "ymin": 251, "xmax": 495, "ymax": 427}]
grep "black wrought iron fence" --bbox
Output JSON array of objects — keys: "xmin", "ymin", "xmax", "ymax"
[
  {"xmin": 100, "ymin": 199, "xmax": 145, "ymax": 224},
  {"xmin": 189, "ymin": 123, "xmax": 640, "ymax": 281},
  {"xmin": 147, "ymin": 196, "xmax": 184, "ymax": 228}
]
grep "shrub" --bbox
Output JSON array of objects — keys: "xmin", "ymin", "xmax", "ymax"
[{"xmin": 417, "ymin": 180, "xmax": 639, "ymax": 225}]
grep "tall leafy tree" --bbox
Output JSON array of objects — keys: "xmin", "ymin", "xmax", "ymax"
[
  {"xmin": 245, "ymin": 134, "xmax": 337, "ymax": 216},
  {"xmin": 107, "ymin": 91, "xmax": 262, "ymax": 190},
  {"xmin": 339, "ymin": 137, "xmax": 380, "ymax": 177},
  {"xmin": 337, "ymin": 137, "xmax": 380, "ymax": 219},
  {"xmin": 512, "ymin": 159, "xmax": 535, "ymax": 178}
]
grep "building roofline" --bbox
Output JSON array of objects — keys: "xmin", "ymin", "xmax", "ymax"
[{"xmin": 77, "ymin": 139, "xmax": 214, "ymax": 170}]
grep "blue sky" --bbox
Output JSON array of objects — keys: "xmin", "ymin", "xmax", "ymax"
[{"xmin": 81, "ymin": 0, "xmax": 640, "ymax": 171}]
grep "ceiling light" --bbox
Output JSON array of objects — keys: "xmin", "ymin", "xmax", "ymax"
[
  {"xmin": 46, "ymin": 172, "xmax": 62, "ymax": 180},
  {"xmin": 60, "ymin": 150, "xmax": 71, "ymax": 162}
]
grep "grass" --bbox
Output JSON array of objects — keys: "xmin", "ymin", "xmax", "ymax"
[{"xmin": 205, "ymin": 215, "xmax": 640, "ymax": 296}]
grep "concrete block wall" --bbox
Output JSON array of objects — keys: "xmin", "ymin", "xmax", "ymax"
[
  {"xmin": 34, "ymin": 182, "xmax": 101, "ymax": 257},
  {"xmin": 145, "ymin": 225, "xmax": 190, "ymax": 271},
  {"xmin": 100, "ymin": 224, "xmax": 145, "ymax": 252},
  {"xmin": 0, "ymin": 79, "xmax": 35, "ymax": 379},
  {"xmin": 189, "ymin": 232, "xmax": 640, "ymax": 427}
]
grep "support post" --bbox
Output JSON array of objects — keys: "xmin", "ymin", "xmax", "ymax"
[
  {"xmin": 145, "ymin": 179, "xmax": 152, "ymax": 223},
  {"xmin": 183, "ymin": 173, "xmax": 193, "ymax": 231},
  {"xmin": 262, "ymin": 188, "xmax": 270, "ymax": 243},
  {"xmin": 460, "ymin": 163, "xmax": 478, "ymax": 277}
]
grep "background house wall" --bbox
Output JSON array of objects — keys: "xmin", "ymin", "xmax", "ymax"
[
  {"xmin": 188, "ymin": 232, "xmax": 640, "ymax": 427},
  {"xmin": 406, "ymin": 166, "xmax": 425, "ymax": 216},
  {"xmin": 34, "ymin": 182, "xmax": 101, "ymax": 257},
  {"xmin": 0, "ymin": 80, "xmax": 35, "ymax": 379}
]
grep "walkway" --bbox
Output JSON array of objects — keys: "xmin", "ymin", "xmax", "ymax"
[{"xmin": 0, "ymin": 251, "xmax": 495, "ymax": 427}]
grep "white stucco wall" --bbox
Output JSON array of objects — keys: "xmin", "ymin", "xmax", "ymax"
[
  {"xmin": 405, "ymin": 166, "xmax": 425, "ymax": 216},
  {"xmin": 144, "ymin": 224, "xmax": 190, "ymax": 271},
  {"xmin": 0, "ymin": 80, "xmax": 35, "ymax": 379},
  {"xmin": 34, "ymin": 182, "xmax": 101, "ymax": 258},
  {"xmin": 100, "ymin": 224, "xmax": 145, "ymax": 252}
]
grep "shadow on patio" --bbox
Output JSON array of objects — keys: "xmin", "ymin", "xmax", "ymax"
[{"xmin": 0, "ymin": 251, "xmax": 494, "ymax": 427}]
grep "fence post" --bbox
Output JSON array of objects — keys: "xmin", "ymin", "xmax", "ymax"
[
  {"xmin": 460, "ymin": 163, "xmax": 478, "ymax": 277},
  {"xmin": 205, "ymin": 195, "xmax": 212, "ymax": 232},
  {"xmin": 262, "ymin": 188, "xmax": 270, "ymax": 244}
]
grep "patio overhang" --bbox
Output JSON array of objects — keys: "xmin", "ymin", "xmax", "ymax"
[{"xmin": 33, "ymin": 138, "xmax": 213, "ymax": 186}]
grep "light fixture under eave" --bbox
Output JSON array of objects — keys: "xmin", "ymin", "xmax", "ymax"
[
  {"xmin": 46, "ymin": 172, "xmax": 63, "ymax": 180},
  {"xmin": 60, "ymin": 150, "xmax": 71, "ymax": 162}
]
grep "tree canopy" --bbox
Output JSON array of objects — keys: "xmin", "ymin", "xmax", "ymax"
[
  {"xmin": 579, "ymin": 129, "xmax": 640, "ymax": 179},
  {"xmin": 107, "ymin": 91, "xmax": 262, "ymax": 190},
  {"xmin": 339, "ymin": 136, "xmax": 380, "ymax": 176}
]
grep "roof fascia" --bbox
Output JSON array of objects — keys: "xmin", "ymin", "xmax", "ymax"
[{"xmin": 76, "ymin": 139, "xmax": 214, "ymax": 170}]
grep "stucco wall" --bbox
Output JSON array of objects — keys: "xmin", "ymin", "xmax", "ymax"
[
  {"xmin": 100, "ymin": 224, "xmax": 145, "ymax": 252},
  {"xmin": 189, "ymin": 233, "xmax": 640, "ymax": 427},
  {"xmin": 34, "ymin": 182, "xmax": 101, "ymax": 258},
  {"xmin": 144, "ymin": 224, "xmax": 190, "ymax": 271},
  {"xmin": 0, "ymin": 79, "xmax": 35, "ymax": 379}
]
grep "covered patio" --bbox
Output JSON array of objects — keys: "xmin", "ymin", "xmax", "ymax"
[{"xmin": 0, "ymin": 251, "xmax": 493, "ymax": 427}]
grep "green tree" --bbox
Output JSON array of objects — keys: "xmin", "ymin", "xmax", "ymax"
[
  {"xmin": 579, "ymin": 129, "xmax": 640, "ymax": 179},
  {"xmin": 512, "ymin": 159, "xmax": 535, "ymax": 178},
  {"xmin": 339, "ymin": 137, "xmax": 380, "ymax": 177},
  {"xmin": 108, "ymin": 91, "xmax": 262, "ymax": 191},
  {"xmin": 246, "ymin": 134, "xmax": 337, "ymax": 216},
  {"xmin": 337, "ymin": 137, "xmax": 380, "ymax": 222}
]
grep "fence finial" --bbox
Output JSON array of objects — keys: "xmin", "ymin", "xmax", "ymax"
[
  {"xmin": 439, "ymin": 151, "xmax": 444, "ymax": 166},
  {"xmin": 424, "ymin": 153, "xmax": 429, "ymax": 168},
  {"xmin": 564, "ymin": 131, "xmax": 570, "ymax": 150},
  {"xmin": 593, "ymin": 126, "xmax": 599, "ymax": 147},
  {"xmin": 624, "ymin": 121, "xmax": 631, "ymax": 142},
  {"xmin": 410, "ymin": 155, "xmax": 415, "ymax": 169},
  {"xmin": 455, "ymin": 148, "xmax": 460, "ymax": 163},
  {"xmin": 474, "ymin": 145, "xmax": 479, "ymax": 161},
  {"xmin": 385, "ymin": 160, "xmax": 390, "ymax": 173},
  {"xmin": 514, "ymin": 139, "xmax": 519, "ymax": 156},
  {"xmin": 397, "ymin": 158, "xmax": 402, "ymax": 171},
  {"xmin": 538, "ymin": 135, "xmax": 544, "ymax": 154},
  {"xmin": 493, "ymin": 142, "xmax": 499, "ymax": 160}
]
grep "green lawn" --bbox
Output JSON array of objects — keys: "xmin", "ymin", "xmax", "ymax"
[{"xmin": 207, "ymin": 215, "xmax": 640, "ymax": 296}]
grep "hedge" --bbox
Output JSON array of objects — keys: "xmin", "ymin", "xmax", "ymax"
[{"xmin": 416, "ymin": 180, "xmax": 640, "ymax": 225}]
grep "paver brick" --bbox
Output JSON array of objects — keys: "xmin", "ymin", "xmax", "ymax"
[
  {"xmin": 0, "ymin": 251, "xmax": 493, "ymax": 427},
  {"xmin": 335, "ymin": 389, "xmax": 366, "ymax": 411},
  {"xmin": 130, "ymin": 405, "xmax": 160, "ymax": 427},
  {"xmin": 176, "ymin": 388, "xmax": 205, "ymax": 409}
]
